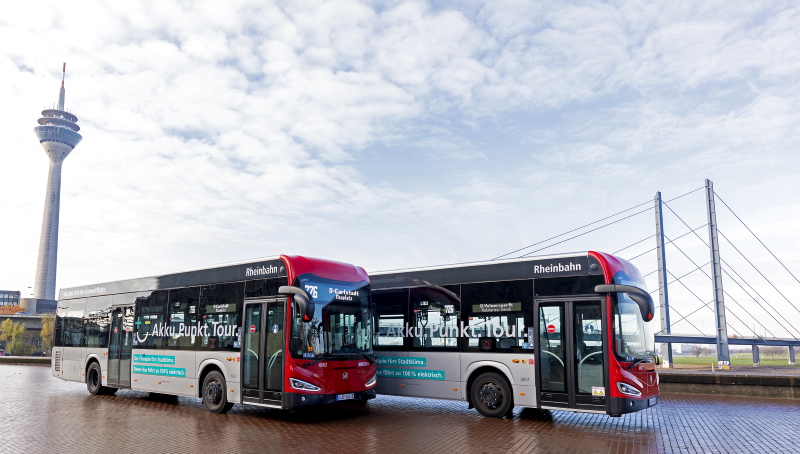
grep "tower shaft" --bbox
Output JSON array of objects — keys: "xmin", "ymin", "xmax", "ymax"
[{"xmin": 33, "ymin": 159, "xmax": 64, "ymax": 300}]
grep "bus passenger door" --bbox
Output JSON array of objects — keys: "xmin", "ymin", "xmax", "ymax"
[
  {"xmin": 241, "ymin": 299, "xmax": 285, "ymax": 407},
  {"xmin": 535, "ymin": 299, "xmax": 606, "ymax": 412},
  {"xmin": 108, "ymin": 306, "xmax": 133, "ymax": 388}
]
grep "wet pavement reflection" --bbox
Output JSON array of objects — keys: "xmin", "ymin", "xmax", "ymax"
[{"xmin": 1, "ymin": 365, "xmax": 798, "ymax": 453}]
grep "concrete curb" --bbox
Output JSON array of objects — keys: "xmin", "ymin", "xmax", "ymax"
[
  {"xmin": 0, "ymin": 356, "xmax": 51, "ymax": 366},
  {"xmin": 660, "ymin": 372, "xmax": 800, "ymax": 399}
]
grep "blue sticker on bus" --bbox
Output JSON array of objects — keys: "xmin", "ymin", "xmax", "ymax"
[
  {"xmin": 377, "ymin": 368, "xmax": 445, "ymax": 380},
  {"xmin": 376, "ymin": 356, "xmax": 426, "ymax": 367},
  {"xmin": 133, "ymin": 354, "xmax": 176, "ymax": 364},
  {"xmin": 132, "ymin": 365, "xmax": 187, "ymax": 377}
]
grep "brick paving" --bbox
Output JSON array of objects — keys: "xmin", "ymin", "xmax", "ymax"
[
  {"xmin": 660, "ymin": 365, "xmax": 800, "ymax": 376},
  {"xmin": 1, "ymin": 364, "xmax": 798, "ymax": 454}
]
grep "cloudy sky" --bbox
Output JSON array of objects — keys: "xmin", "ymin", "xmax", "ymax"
[{"xmin": 2, "ymin": 0, "xmax": 799, "ymax": 338}]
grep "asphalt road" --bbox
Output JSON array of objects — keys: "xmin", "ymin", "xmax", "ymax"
[{"xmin": 1, "ymin": 364, "xmax": 798, "ymax": 453}]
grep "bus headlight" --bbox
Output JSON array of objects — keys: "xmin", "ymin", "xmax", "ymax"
[
  {"xmin": 617, "ymin": 382, "xmax": 642, "ymax": 397},
  {"xmin": 290, "ymin": 378, "xmax": 321, "ymax": 392},
  {"xmin": 365, "ymin": 374, "xmax": 377, "ymax": 388}
]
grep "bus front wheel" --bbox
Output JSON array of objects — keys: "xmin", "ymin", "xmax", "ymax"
[
  {"xmin": 202, "ymin": 370, "xmax": 233, "ymax": 413},
  {"xmin": 471, "ymin": 372, "xmax": 513, "ymax": 418},
  {"xmin": 86, "ymin": 362, "xmax": 114, "ymax": 395}
]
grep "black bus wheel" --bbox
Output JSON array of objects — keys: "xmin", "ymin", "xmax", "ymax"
[
  {"xmin": 202, "ymin": 370, "xmax": 231, "ymax": 413},
  {"xmin": 470, "ymin": 372, "xmax": 513, "ymax": 418},
  {"xmin": 86, "ymin": 362, "xmax": 111, "ymax": 395}
]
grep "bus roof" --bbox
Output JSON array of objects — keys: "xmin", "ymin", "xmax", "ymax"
[
  {"xmin": 368, "ymin": 251, "xmax": 606, "ymax": 289},
  {"xmin": 59, "ymin": 256, "xmax": 285, "ymax": 300}
]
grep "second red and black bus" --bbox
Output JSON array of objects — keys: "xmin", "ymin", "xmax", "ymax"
[{"xmin": 369, "ymin": 251, "xmax": 659, "ymax": 417}]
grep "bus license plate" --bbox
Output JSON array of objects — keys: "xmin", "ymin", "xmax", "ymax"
[
  {"xmin": 336, "ymin": 393, "xmax": 355, "ymax": 401},
  {"xmin": 649, "ymin": 397, "xmax": 657, "ymax": 406}
]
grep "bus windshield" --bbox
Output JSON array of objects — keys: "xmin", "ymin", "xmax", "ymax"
[
  {"xmin": 611, "ymin": 270, "xmax": 656, "ymax": 359},
  {"xmin": 290, "ymin": 274, "xmax": 373, "ymax": 360}
]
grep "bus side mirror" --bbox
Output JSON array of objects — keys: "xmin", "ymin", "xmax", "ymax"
[
  {"xmin": 594, "ymin": 284, "xmax": 655, "ymax": 322},
  {"xmin": 279, "ymin": 286, "xmax": 314, "ymax": 322}
]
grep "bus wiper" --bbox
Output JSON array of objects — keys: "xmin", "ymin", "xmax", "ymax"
[
  {"xmin": 626, "ymin": 357, "xmax": 652, "ymax": 369},
  {"xmin": 301, "ymin": 355, "xmax": 348, "ymax": 368},
  {"xmin": 361, "ymin": 353, "xmax": 374, "ymax": 364}
]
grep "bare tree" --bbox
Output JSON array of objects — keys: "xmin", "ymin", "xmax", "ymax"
[{"xmin": 760, "ymin": 346, "xmax": 785, "ymax": 361}]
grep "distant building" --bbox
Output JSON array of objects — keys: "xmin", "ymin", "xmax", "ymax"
[{"xmin": 0, "ymin": 290, "xmax": 21, "ymax": 306}]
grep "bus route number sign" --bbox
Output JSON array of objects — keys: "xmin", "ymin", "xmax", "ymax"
[
  {"xmin": 249, "ymin": 325, "xmax": 256, "ymax": 334},
  {"xmin": 546, "ymin": 325, "xmax": 556, "ymax": 334}
]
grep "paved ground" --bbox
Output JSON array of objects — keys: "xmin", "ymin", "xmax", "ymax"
[
  {"xmin": 660, "ymin": 364, "xmax": 800, "ymax": 376},
  {"xmin": 2, "ymin": 365, "xmax": 799, "ymax": 454}
]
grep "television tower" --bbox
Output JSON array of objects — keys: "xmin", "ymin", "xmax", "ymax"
[{"xmin": 31, "ymin": 63, "xmax": 82, "ymax": 302}]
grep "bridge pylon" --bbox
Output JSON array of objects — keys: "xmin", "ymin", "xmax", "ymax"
[{"xmin": 705, "ymin": 179, "xmax": 731, "ymax": 369}]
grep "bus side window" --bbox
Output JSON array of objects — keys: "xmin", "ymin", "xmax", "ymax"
[
  {"xmin": 84, "ymin": 295, "xmax": 112, "ymax": 348},
  {"xmin": 461, "ymin": 280, "xmax": 533, "ymax": 353},
  {"xmin": 409, "ymin": 286, "xmax": 460, "ymax": 350},
  {"xmin": 134, "ymin": 290, "xmax": 168, "ymax": 350},
  {"xmin": 198, "ymin": 283, "xmax": 244, "ymax": 352},
  {"xmin": 167, "ymin": 287, "xmax": 199, "ymax": 350},
  {"xmin": 54, "ymin": 305, "xmax": 67, "ymax": 347},
  {"xmin": 372, "ymin": 288, "xmax": 409, "ymax": 349},
  {"xmin": 65, "ymin": 299, "xmax": 86, "ymax": 348},
  {"xmin": 245, "ymin": 278, "xmax": 286, "ymax": 298}
]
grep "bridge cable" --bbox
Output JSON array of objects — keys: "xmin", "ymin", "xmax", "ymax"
[
  {"xmin": 626, "ymin": 224, "xmax": 707, "ymax": 262},
  {"xmin": 501, "ymin": 204, "xmax": 652, "ymax": 259},
  {"xmin": 654, "ymin": 302, "xmax": 708, "ymax": 336},
  {"xmin": 518, "ymin": 207, "xmax": 656, "ymax": 258},
  {"xmin": 716, "ymin": 231, "xmax": 800, "ymax": 339},
  {"xmin": 612, "ymin": 235, "xmax": 654, "ymax": 255},
  {"xmin": 649, "ymin": 260, "xmax": 711, "ymax": 296},
  {"xmin": 715, "ymin": 192, "xmax": 800, "ymax": 287},
  {"xmin": 493, "ymin": 186, "xmax": 703, "ymax": 260},
  {"xmin": 667, "ymin": 237, "xmax": 775, "ymax": 339},
  {"xmin": 662, "ymin": 265, "xmax": 747, "ymax": 338},
  {"xmin": 642, "ymin": 269, "xmax": 658, "ymax": 278},
  {"xmin": 716, "ymin": 228, "xmax": 800, "ymax": 318},
  {"xmin": 663, "ymin": 202, "xmax": 799, "ymax": 337},
  {"xmin": 720, "ymin": 266, "xmax": 800, "ymax": 341},
  {"xmin": 658, "ymin": 300, "xmax": 713, "ymax": 334}
]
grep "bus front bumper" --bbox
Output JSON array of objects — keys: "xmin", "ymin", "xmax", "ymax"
[
  {"xmin": 285, "ymin": 389, "xmax": 377, "ymax": 409},
  {"xmin": 608, "ymin": 394, "xmax": 659, "ymax": 416}
]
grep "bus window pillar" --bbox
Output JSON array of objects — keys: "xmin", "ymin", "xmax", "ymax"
[
  {"xmin": 752, "ymin": 345, "xmax": 760, "ymax": 367},
  {"xmin": 789, "ymin": 346, "xmax": 796, "ymax": 366}
]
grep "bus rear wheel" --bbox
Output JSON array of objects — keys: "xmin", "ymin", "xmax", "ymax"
[
  {"xmin": 86, "ymin": 362, "xmax": 113, "ymax": 395},
  {"xmin": 471, "ymin": 372, "xmax": 513, "ymax": 418},
  {"xmin": 202, "ymin": 370, "xmax": 233, "ymax": 413}
]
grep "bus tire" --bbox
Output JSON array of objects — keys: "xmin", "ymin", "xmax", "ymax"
[
  {"xmin": 86, "ymin": 361, "xmax": 111, "ymax": 395},
  {"xmin": 471, "ymin": 372, "xmax": 513, "ymax": 418},
  {"xmin": 202, "ymin": 370, "xmax": 231, "ymax": 413}
]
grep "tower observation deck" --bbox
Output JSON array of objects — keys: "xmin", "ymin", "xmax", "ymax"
[{"xmin": 29, "ymin": 63, "xmax": 82, "ymax": 307}]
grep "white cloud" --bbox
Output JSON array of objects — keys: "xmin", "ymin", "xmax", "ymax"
[{"xmin": 1, "ymin": 0, "xmax": 799, "ymax": 337}]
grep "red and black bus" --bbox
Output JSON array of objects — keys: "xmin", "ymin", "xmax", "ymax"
[
  {"xmin": 369, "ymin": 251, "xmax": 659, "ymax": 417},
  {"xmin": 53, "ymin": 255, "xmax": 376, "ymax": 413}
]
